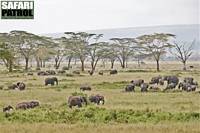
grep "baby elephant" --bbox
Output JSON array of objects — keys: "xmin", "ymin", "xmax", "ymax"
[
  {"xmin": 16, "ymin": 82, "xmax": 26, "ymax": 90},
  {"xmin": 140, "ymin": 83, "xmax": 149, "ymax": 92},
  {"xmin": 8, "ymin": 84, "xmax": 18, "ymax": 90},
  {"xmin": 98, "ymin": 71, "xmax": 103, "ymax": 75},
  {"xmin": 125, "ymin": 84, "xmax": 135, "ymax": 92},
  {"xmin": 110, "ymin": 70, "xmax": 118, "ymax": 75},
  {"xmin": 3, "ymin": 105, "xmax": 14, "ymax": 113},
  {"xmin": 45, "ymin": 77, "xmax": 58, "ymax": 86},
  {"xmin": 68, "ymin": 96, "xmax": 87, "ymax": 108},
  {"xmin": 131, "ymin": 79, "xmax": 144, "ymax": 87},
  {"xmin": 89, "ymin": 94, "xmax": 105, "ymax": 105},
  {"xmin": 80, "ymin": 85, "xmax": 92, "ymax": 91}
]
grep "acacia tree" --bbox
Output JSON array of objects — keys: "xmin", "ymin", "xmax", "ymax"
[
  {"xmin": 110, "ymin": 38, "xmax": 136, "ymax": 68},
  {"xmin": 35, "ymin": 46, "xmax": 52, "ymax": 68},
  {"xmin": 103, "ymin": 43, "xmax": 118, "ymax": 69},
  {"xmin": 65, "ymin": 32, "xmax": 96, "ymax": 71},
  {"xmin": 171, "ymin": 41, "xmax": 194, "ymax": 70},
  {"xmin": 10, "ymin": 31, "xmax": 51, "ymax": 71},
  {"xmin": 87, "ymin": 34, "xmax": 106, "ymax": 75},
  {"xmin": 56, "ymin": 37, "xmax": 76, "ymax": 69},
  {"xmin": 0, "ymin": 33, "xmax": 17, "ymax": 72},
  {"xmin": 136, "ymin": 33, "xmax": 175, "ymax": 71}
]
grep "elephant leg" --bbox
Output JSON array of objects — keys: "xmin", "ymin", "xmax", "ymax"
[
  {"xmin": 78, "ymin": 103, "xmax": 82, "ymax": 108},
  {"xmin": 102, "ymin": 100, "xmax": 105, "ymax": 105}
]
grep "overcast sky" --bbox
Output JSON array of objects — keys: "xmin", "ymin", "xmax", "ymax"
[{"xmin": 0, "ymin": 0, "xmax": 199, "ymax": 34}]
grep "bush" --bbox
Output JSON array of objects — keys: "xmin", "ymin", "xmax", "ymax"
[{"xmin": 1, "ymin": 107, "xmax": 200, "ymax": 124}]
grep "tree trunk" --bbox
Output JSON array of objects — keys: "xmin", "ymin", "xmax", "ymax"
[
  {"xmin": 121, "ymin": 60, "xmax": 125, "ymax": 69},
  {"xmin": 68, "ymin": 56, "xmax": 72, "ymax": 69},
  {"xmin": 43, "ymin": 60, "xmax": 45, "ymax": 68},
  {"xmin": 8, "ymin": 59, "xmax": 13, "ymax": 72},
  {"xmin": 125, "ymin": 60, "xmax": 128, "ymax": 68},
  {"xmin": 25, "ymin": 58, "xmax": 29, "ymax": 71},
  {"xmin": 102, "ymin": 59, "xmax": 105, "ymax": 68},
  {"xmin": 55, "ymin": 58, "xmax": 58, "ymax": 69},
  {"xmin": 156, "ymin": 60, "xmax": 160, "ymax": 72},
  {"xmin": 137, "ymin": 58, "xmax": 140, "ymax": 68},
  {"xmin": 111, "ymin": 60, "xmax": 115, "ymax": 69},
  {"xmin": 90, "ymin": 58, "xmax": 99, "ymax": 75},
  {"xmin": 183, "ymin": 61, "xmax": 186, "ymax": 71},
  {"xmin": 36, "ymin": 57, "xmax": 40, "ymax": 68},
  {"xmin": 80, "ymin": 59, "xmax": 85, "ymax": 71}
]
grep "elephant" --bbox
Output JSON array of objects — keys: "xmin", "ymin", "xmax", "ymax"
[
  {"xmin": 72, "ymin": 71, "xmax": 80, "ymax": 75},
  {"xmin": 131, "ymin": 79, "xmax": 144, "ymax": 87},
  {"xmin": 125, "ymin": 84, "xmax": 135, "ymax": 92},
  {"xmin": 46, "ymin": 70, "xmax": 56, "ymax": 75},
  {"xmin": 178, "ymin": 82, "xmax": 196, "ymax": 92},
  {"xmin": 88, "ymin": 70, "xmax": 93, "ymax": 75},
  {"xmin": 16, "ymin": 82, "xmax": 26, "ymax": 90},
  {"xmin": 8, "ymin": 84, "xmax": 18, "ymax": 90},
  {"xmin": 165, "ymin": 83, "xmax": 177, "ymax": 90},
  {"xmin": 3, "ymin": 105, "xmax": 14, "ymax": 112},
  {"xmin": 159, "ymin": 79, "xmax": 165, "ymax": 85},
  {"xmin": 37, "ymin": 71, "xmax": 49, "ymax": 76},
  {"xmin": 27, "ymin": 72, "xmax": 33, "ymax": 76},
  {"xmin": 80, "ymin": 85, "xmax": 92, "ymax": 91},
  {"xmin": 45, "ymin": 77, "xmax": 58, "ymax": 86},
  {"xmin": 98, "ymin": 71, "xmax": 103, "ymax": 75},
  {"xmin": 110, "ymin": 70, "xmax": 118, "ymax": 75},
  {"xmin": 183, "ymin": 77, "xmax": 198, "ymax": 86},
  {"xmin": 68, "ymin": 96, "xmax": 87, "ymax": 108},
  {"xmin": 89, "ymin": 94, "xmax": 105, "ymax": 105},
  {"xmin": 187, "ymin": 85, "xmax": 197, "ymax": 92},
  {"xmin": 58, "ymin": 70, "xmax": 66, "ymax": 74},
  {"xmin": 140, "ymin": 83, "xmax": 149, "ymax": 92},
  {"xmin": 16, "ymin": 101, "xmax": 40, "ymax": 110},
  {"xmin": 164, "ymin": 76, "xmax": 179, "ymax": 86},
  {"xmin": 149, "ymin": 76, "xmax": 162, "ymax": 84},
  {"xmin": 183, "ymin": 77, "xmax": 194, "ymax": 84}
]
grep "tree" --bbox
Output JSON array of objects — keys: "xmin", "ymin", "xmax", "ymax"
[
  {"xmin": 9, "ymin": 31, "xmax": 52, "ymax": 71},
  {"xmin": 110, "ymin": 38, "xmax": 136, "ymax": 68},
  {"xmin": 136, "ymin": 33, "xmax": 175, "ymax": 71},
  {"xmin": 35, "ymin": 46, "xmax": 51, "ymax": 68},
  {"xmin": 56, "ymin": 37, "xmax": 76, "ymax": 69},
  {"xmin": 64, "ymin": 32, "xmax": 96, "ymax": 71},
  {"xmin": 171, "ymin": 41, "xmax": 194, "ymax": 70},
  {"xmin": 103, "ymin": 43, "xmax": 118, "ymax": 69},
  {"xmin": 0, "ymin": 33, "xmax": 17, "ymax": 72},
  {"xmin": 87, "ymin": 34, "xmax": 105, "ymax": 75}
]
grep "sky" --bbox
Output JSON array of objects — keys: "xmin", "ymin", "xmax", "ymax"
[{"xmin": 0, "ymin": 0, "xmax": 199, "ymax": 34}]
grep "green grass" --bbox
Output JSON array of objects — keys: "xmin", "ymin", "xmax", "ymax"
[{"xmin": 0, "ymin": 62, "xmax": 200, "ymax": 132}]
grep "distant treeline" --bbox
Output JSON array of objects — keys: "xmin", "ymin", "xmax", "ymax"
[{"xmin": 0, "ymin": 31, "xmax": 196, "ymax": 72}]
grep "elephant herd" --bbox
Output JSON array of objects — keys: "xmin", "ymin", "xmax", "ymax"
[
  {"xmin": 3, "ymin": 101, "xmax": 40, "ymax": 113},
  {"xmin": 2, "ymin": 70, "xmax": 199, "ymax": 112},
  {"xmin": 125, "ymin": 75, "xmax": 198, "ymax": 92}
]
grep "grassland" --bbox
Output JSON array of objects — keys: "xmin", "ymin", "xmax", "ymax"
[{"xmin": 0, "ymin": 61, "xmax": 200, "ymax": 133}]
